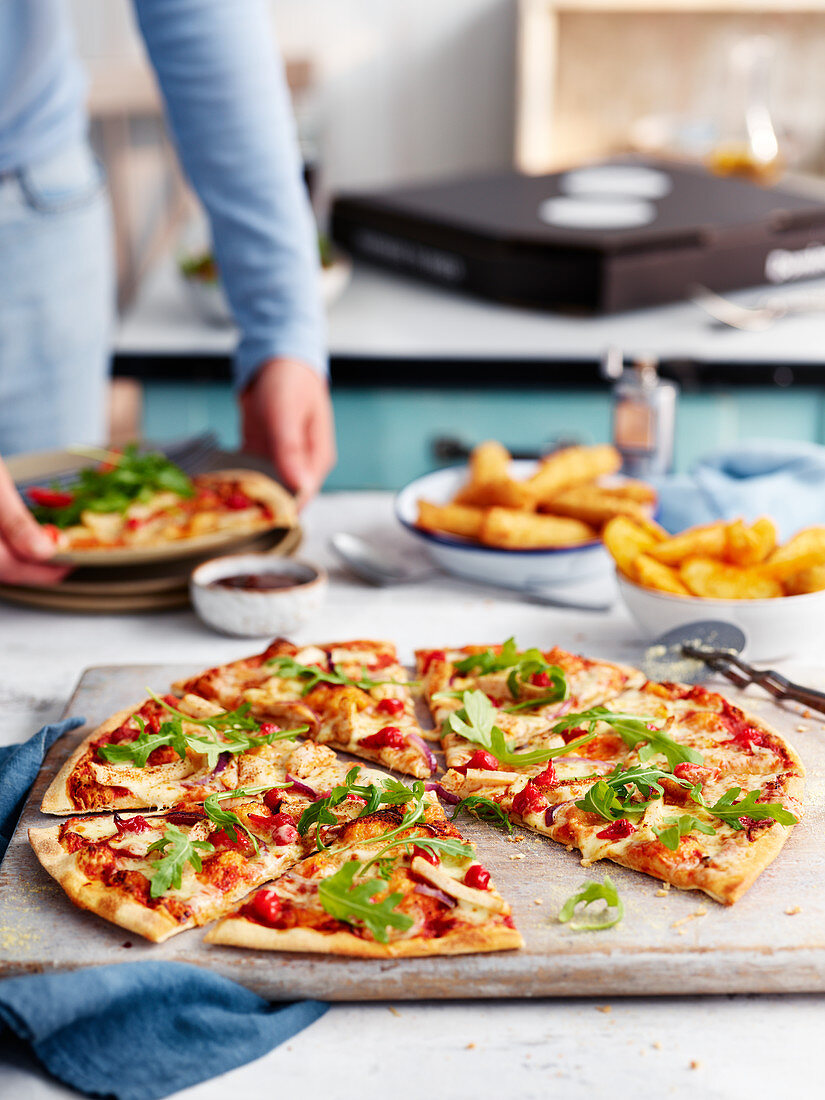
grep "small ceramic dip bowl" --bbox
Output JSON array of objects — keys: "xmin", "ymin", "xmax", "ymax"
[{"xmin": 190, "ymin": 554, "xmax": 327, "ymax": 637}]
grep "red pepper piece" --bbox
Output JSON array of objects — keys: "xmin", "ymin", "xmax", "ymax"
[
  {"xmin": 376, "ymin": 697, "xmax": 404, "ymax": 717},
  {"xmin": 113, "ymin": 814, "xmax": 152, "ymax": 834},
  {"xmin": 531, "ymin": 671, "xmax": 551, "ymax": 687},
  {"xmin": 512, "ymin": 781, "xmax": 546, "ymax": 817},
  {"xmin": 258, "ymin": 722, "xmax": 280, "ymax": 737},
  {"xmin": 248, "ymin": 812, "xmax": 298, "ymax": 846},
  {"xmin": 211, "ymin": 828, "xmax": 256, "ymax": 855},
  {"xmin": 412, "ymin": 844, "xmax": 438, "ymax": 866},
  {"xmin": 225, "ymin": 491, "xmax": 252, "ymax": 510},
  {"xmin": 596, "ymin": 819, "xmax": 636, "ymax": 841},
  {"xmin": 464, "ymin": 864, "xmax": 491, "ymax": 890},
  {"xmin": 247, "ymin": 889, "xmax": 282, "ymax": 926},
  {"xmin": 533, "ymin": 761, "xmax": 556, "ymax": 790},
  {"xmin": 27, "ymin": 487, "xmax": 74, "ymax": 508},
  {"xmin": 359, "ymin": 726, "xmax": 407, "ymax": 751},
  {"xmin": 421, "ymin": 650, "xmax": 446, "ymax": 674},
  {"xmin": 263, "ymin": 789, "xmax": 283, "ymax": 813},
  {"xmin": 454, "ymin": 749, "xmax": 500, "ymax": 774}
]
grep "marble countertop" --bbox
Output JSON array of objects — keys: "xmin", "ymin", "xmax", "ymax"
[{"xmin": 0, "ymin": 492, "xmax": 822, "ymax": 1099}]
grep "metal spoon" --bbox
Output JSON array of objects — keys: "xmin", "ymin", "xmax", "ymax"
[
  {"xmin": 644, "ymin": 619, "xmax": 825, "ymax": 716},
  {"xmin": 329, "ymin": 532, "xmax": 614, "ymax": 611}
]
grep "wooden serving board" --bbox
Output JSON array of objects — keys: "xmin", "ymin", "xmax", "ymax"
[{"xmin": 1, "ymin": 664, "xmax": 824, "ymax": 1000}]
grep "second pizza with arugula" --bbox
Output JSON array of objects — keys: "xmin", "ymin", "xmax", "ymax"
[{"xmin": 29, "ymin": 635, "xmax": 805, "ymax": 955}]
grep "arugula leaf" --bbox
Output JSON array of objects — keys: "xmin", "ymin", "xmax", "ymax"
[
  {"xmin": 574, "ymin": 762, "xmax": 698, "ymax": 822},
  {"xmin": 317, "ymin": 862, "xmax": 413, "ymax": 943},
  {"xmin": 702, "ymin": 787, "xmax": 798, "ymax": 830},
  {"xmin": 28, "ymin": 444, "xmax": 195, "ymax": 529},
  {"xmin": 452, "ymin": 638, "xmax": 568, "ymax": 702},
  {"xmin": 503, "ymin": 692, "xmax": 569, "ymax": 713},
  {"xmin": 551, "ymin": 706, "xmax": 704, "ymax": 769},
  {"xmin": 266, "ymin": 655, "xmax": 407, "ymax": 696},
  {"xmin": 297, "ymin": 768, "xmax": 416, "ymax": 848},
  {"xmin": 558, "ymin": 876, "xmax": 623, "ymax": 931},
  {"xmin": 147, "ymin": 825, "xmax": 215, "ymax": 898},
  {"xmin": 369, "ymin": 833, "xmax": 474, "ymax": 868},
  {"xmin": 451, "ymin": 795, "xmax": 514, "ymax": 834},
  {"xmin": 575, "ymin": 780, "xmax": 627, "ymax": 822},
  {"xmin": 446, "ymin": 690, "xmax": 595, "ymax": 767},
  {"xmin": 97, "ymin": 716, "xmax": 187, "ymax": 767},
  {"xmin": 654, "ymin": 814, "xmax": 717, "ymax": 851},
  {"xmin": 202, "ymin": 785, "xmax": 288, "ymax": 854}
]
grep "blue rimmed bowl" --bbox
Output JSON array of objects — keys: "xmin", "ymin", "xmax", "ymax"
[{"xmin": 395, "ymin": 462, "xmax": 611, "ymax": 589}]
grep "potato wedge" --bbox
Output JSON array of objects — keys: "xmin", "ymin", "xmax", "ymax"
[
  {"xmin": 604, "ymin": 479, "xmax": 658, "ymax": 506},
  {"xmin": 541, "ymin": 486, "xmax": 650, "ymax": 528},
  {"xmin": 762, "ymin": 527, "xmax": 825, "ymax": 580},
  {"xmin": 633, "ymin": 554, "xmax": 690, "ymax": 596},
  {"xmin": 680, "ymin": 556, "xmax": 783, "ymax": 600},
  {"xmin": 648, "ymin": 523, "xmax": 728, "ymax": 566},
  {"xmin": 725, "ymin": 517, "xmax": 777, "ymax": 567},
  {"xmin": 416, "ymin": 500, "xmax": 486, "ymax": 540},
  {"xmin": 480, "ymin": 508, "xmax": 595, "ymax": 549},
  {"xmin": 455, "ymin": 477, "xmax": 534, "ymax": 510},
  {"xmin": 602, "ymin": 515, "xmax": 659, "ymax": 576},
  {"xmin": 527, "ymin": 444, "xmax": 621, "ymax": 502},
  {"xmin": 469, "ymin": 440, "xmax": 511, "ymax": 484},
  {"xmin": 784, "ymin": 563, "xmax": 825, "ymax": 595}
]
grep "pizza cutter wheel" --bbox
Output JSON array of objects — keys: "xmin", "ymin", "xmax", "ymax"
[{"xmin": 644, "ymin": 620, "xmax": 825, "ymax": 717}]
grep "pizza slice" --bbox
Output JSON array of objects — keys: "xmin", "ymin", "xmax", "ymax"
[
  {"xmin": 436, "ymin": 685, "xmax": 804, "ymax": 904},
  {"xmin": 175, "ymin": 638, "xmax": 437, "ymax": 778},
  {"xmin": 206, "ymin": 792, "xmax": 522, "ymax": 957},
  {"xmin": 416, "ymin": 639, "xmax": 644, "ymax": 769},
  {"xmin": 40, "ymin": 693, "xmax": 307, "ymax": 814}
]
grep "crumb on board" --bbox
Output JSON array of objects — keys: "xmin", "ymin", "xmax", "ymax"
[
  {"xmin": 655, "ymin": 888, "xmax": 669, "ymax": 897},
  {"xmin": 690, "ymin": 1060, "xmax": 702, "ymax": 1070},
  {"xmin": 671, "ymin": 907, "xmax": 707, "ymax": 930},
  {"xmin": 802, "ymin": 709, "xmax": 811, "ymax": 718},
  {"xmin": 388, "ymin": 1006, "xmax": 401, "ymax": 1017},
  {"xmin": 466, "ymin": 1042, "xmax": 476, "ymax": 1050},
  {"xmin": 596, "ymin": 1005, "xmax": 612, "ymax": 1014},
  {"xmin": 652, "ymin": 1041, "xmax": 662, "ymax": 1051},
  {"xmin": 504, "ymin": 835, "xmax": 525, "ymax": 844},
  {"xmin": 533, "ymin": 898, "xmax": 543, "ymax": 906},
  {"xmin": 509, "ymin": 853, "xmax": 526, "ymax": 860},
  {"xmin": 797, "ymin": 725, "xmax": 808, "ymax": 733},
  {"xmin": 785, "ymin": 906, "xmax": 802, "ymax": 916}
]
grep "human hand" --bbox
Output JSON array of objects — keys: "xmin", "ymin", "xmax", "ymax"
[
  {"xmin": 240, "ymin": 357, "xmax": 336, "ymax": 508},
  {"xmin": 0, "ymin": 458, "xmax": 69, "ymax": 586}
]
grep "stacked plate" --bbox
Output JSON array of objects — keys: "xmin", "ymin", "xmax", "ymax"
[{"xmin": 2, "ymin": 447, "xmax": 302, "ymax": 614}]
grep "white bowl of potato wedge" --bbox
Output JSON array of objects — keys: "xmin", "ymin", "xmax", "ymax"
[
  {"xmin": 607, "ymin": 514, "xmax": 825, "ymax": 659},
  {"xmin": 395, "ymin": 442, "xmax": 657, "ymax": 589}
]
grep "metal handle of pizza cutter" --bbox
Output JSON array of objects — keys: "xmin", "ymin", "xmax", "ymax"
[{"xmin": 681, "ymin": 645, "xmax": 825, "ymax": 717}]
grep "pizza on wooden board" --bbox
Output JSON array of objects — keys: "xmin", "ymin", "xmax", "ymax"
[
  {"xmin": 175, "ymin": 638, "xmax": 437, "ymax": 778},
  {"xmin": 206, "ymin": 795, "xmax": 523, "ymax": 957}
]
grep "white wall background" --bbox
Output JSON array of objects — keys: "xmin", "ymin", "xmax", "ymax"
[{"xmin": 69, "ymin": 0, "xmax": 517, "ymax": 192}]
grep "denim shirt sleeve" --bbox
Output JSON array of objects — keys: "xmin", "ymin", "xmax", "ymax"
[{"xmin": 133, "ymin": 0, "xmax": 327, "ymax": 388}]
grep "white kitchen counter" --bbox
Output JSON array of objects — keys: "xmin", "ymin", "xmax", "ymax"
[{"xmin": 0, "ymin": 492, "xmax": 822, "ymax": 1099}]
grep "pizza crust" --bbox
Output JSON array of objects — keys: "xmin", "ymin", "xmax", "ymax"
[
  {"xmin": 205, "ymin": 917, "xmax": 524, "ymax": 956},
  {"xmin": 192, "ymin": 469, "xmax": 297, "ymax": 529},
  {"xmin": 28, "ymin": 826, "xmax": 188, "ymax": 943}
]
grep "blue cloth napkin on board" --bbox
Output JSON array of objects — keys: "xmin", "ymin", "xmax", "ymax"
[
  {"xmin": 0, "ymin": 717, "xmax": 328, "ymax": 1099},
  {"xmin": 653, "ymin": 440, "xmax": 825, "ymax": 537}
]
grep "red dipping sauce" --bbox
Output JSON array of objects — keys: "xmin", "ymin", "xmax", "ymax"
[{"xmin": 210, "ymin": 572, "xmax": 309, "ymax": 592}]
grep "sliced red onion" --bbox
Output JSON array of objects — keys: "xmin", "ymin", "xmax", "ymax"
[
  {"xmin": 285, "ymin": 774, "xmax": 330, "ymax": 800},
  {"xmin": 425, "ymin": 781, "xmax": 461, "ymax": 805},
  {"xmin": 552, "ymin": 698, "xmax": 574, "ymax": 717},
  {"xmin": 406, "ymin": 731, "xmax": 437, "ymax": 774},
  {"xmin": 166, "ymin": 809, "xmax": 206, "ymax": 826},
  {"xmin": 545, "ymin": 801, "xmax": 570, "ymax": 827},
  {"xmin": 414, "ymin": 883, "xmax": 457, "ymax": 908},
  {"xmin": 214, "ymin": 752, "xmax": 232, "ymax": 774}
]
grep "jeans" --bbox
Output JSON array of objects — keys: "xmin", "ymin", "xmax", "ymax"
[{"xmin": 0, "ymin": 141, "xmax": 113, "ymax": 456}]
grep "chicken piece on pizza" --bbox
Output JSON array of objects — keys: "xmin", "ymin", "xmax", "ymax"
[
  {"xmin": 206, "ymin": 794, "xmax": 522, "ymax": 957},
  {"xmin": 437, "ymin": 685, "xmax": 804, "ymax": 905},
  {"xmin": 40, "ymin": 693, "xmax": 307, "ymax": 815},
  {"xmin": 175, "ymin": 638, "xmax": 437, "ymax": 778}
]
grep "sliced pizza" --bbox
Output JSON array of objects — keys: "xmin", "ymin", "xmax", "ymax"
[
  {"xmin": 437, "ymin": 686, "xmax": 804, "ymax": 904},
  {"xmin": 416, "ymin": 640, "xmax": 644, "ymax": 769},
  {"xmin": 175, "ymin": 638, "xmax": 437, "ymax": 778},
  {"xmin": 206, "ymin": 793, "xmax": 522, "ymax": 957},
  {"xmin": 40, "ymin": 693, "xmax": 307, "ymax": 814},
  {"xmin": 31, "ymin": 749, "xmax": 414, "ymax": 942}
]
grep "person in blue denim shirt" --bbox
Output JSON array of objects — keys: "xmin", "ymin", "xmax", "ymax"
[{"xmin": 0, "ymin": 0, "xmax": 335, "ymax": 586}]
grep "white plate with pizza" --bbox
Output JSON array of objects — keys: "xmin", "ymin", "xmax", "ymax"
[{"xmin": 9, "ymin": 446, "xmax": 297, "ymax": 567}]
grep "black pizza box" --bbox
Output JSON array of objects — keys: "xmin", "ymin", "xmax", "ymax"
[{"xmin": 330, "ymin": 157, "xmax": 825, "ymax": 313}]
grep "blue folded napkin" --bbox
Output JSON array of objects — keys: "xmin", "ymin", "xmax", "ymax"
[
  {"xmin": 0, "ymin": 717, "xmax": 328, "ymax": 1099},
  {"xmin": 654, "ymin": 440, "xmax": 825, "ymax": 537}
]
